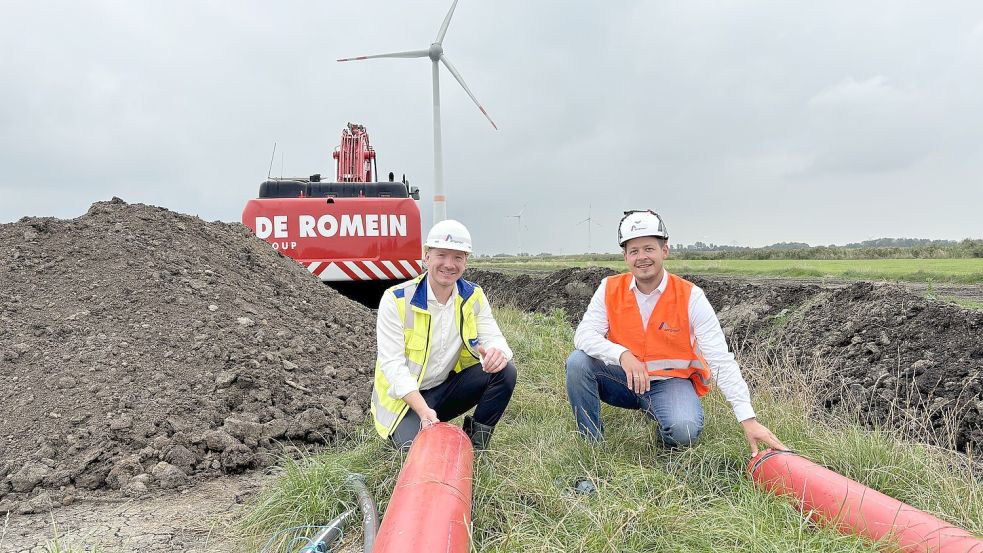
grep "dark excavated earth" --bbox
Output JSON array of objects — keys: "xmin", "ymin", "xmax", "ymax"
[
  {"xmin": 0, "ymin": 199, "xmax": 375, "ymax": 514},
  {"xmin": 466, "ymin": 267, "xmax": 983, "ymax": 453}
]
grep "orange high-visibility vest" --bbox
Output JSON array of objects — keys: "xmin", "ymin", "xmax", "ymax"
[{"xmin": 604, "ymin": 272, "xmax": 712, "ymax": 396}]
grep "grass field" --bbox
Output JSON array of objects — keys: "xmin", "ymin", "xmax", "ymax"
[
  {"xmin": 471, "ymin": 257, "xmax": 983, "ymax": 284},
  {"xmin": 239, "ymin": 308, "xmax": 982, "ymax": 552}
]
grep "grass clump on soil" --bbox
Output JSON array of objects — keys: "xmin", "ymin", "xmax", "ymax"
[
  {"xmin": 239, "ymin": 307, "xmax": 982, "ymax": 552},
  {"xmin": 939, "ymin": 296, "xmax": 983, "ymax": 310}
]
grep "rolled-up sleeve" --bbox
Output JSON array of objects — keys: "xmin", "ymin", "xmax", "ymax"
[
  {"xmin": 573, "ymin": 278, "xmax": 629, "ymax": 366},
  {"xmin": 476, "ymin": 293, "xmax": 513, "ymax": 361},
  {"xmin": 376, "ymin": 292, "xmax": 420, "ymax": 400},
  {"xmin": 689, "ymin": 286, "xmax": 756, "ymax": 422}
]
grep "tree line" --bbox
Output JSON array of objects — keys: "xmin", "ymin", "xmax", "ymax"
[{"xmin": 673, "ymin": 239, "xmax": 983, "ymax": 260}]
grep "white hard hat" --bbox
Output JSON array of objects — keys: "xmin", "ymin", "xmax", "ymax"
[
  {"xmin": 425, "ymin": 219, "xmax": 473, "ymax": 253},
  {"xmin": 618, "ymin": 210, "xmax": 668, "ymax": 247}
]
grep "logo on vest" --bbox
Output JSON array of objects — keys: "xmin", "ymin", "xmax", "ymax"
[{"xmin": 657, "ymin": 321, "xmax": 680, "ymax": 333}]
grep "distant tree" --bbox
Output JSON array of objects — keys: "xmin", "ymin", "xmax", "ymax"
[
  {"xmin": 765, "ymin": 241, "xmax": 811, "ymax": 250},
  {"xmin": 844, "ymin": 237, "xmax": 958, "ymax": 248}
]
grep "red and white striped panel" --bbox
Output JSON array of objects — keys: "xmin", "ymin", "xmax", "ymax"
[{"xmin": 304, "ymin": 259, "xmax": 425, "ymax": 282}]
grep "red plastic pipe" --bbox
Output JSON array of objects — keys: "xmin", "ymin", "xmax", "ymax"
[
  {"xmin": 748, "ymin": 449, "xmax": 983, "ymax": 552},
  {"xmin": 373, "ymin": 422, "xmax": 474, "ymax": 553}
]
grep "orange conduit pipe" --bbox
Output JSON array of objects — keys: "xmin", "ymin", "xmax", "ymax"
[
  {"xmin": 748, "ymin": 449, "xmax": 983, "ymax": 552},
  {"xmin": 373, "ymin": 422, "xmax": 474, "ymax": 553}
]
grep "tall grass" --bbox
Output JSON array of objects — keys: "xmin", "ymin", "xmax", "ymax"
[{"xmin": 239, "ymin": 308, "xmax": 982, "ymax": 552}]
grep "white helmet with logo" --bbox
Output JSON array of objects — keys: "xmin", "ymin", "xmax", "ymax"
[
  {"xmin": 618, "ymin": 210, "xmax": 668, "ymax": 247},
  {"xmin": 425, "ymin": 219, "xmax": 473, "ymax": 253}
]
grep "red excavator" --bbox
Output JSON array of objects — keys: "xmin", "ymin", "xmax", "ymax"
[{"xmin": 242, "ymin": 123, "xmax": 423, "ymax": 301}]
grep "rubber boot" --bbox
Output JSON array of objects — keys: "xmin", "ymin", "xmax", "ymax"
[{"xmin": 463, "ymin": 415, "xmax": 495, "ymax": 452}]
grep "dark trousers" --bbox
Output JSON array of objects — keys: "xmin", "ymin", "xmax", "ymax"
[{"xmin": 391, "ymin": 361, "xmax": 517, "ymax": 449}]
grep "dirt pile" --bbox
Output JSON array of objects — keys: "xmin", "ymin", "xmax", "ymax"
[
  {"xmin": 0, "ymin": 199, "xmax": 375, "ymax": 513},
  {"xmin": 467, "ymin": 267, "xmax": 615, "ymax": 325},
  {"xmin": 466, "ymin": 268, "xmax": 983, "ymax": 452}
]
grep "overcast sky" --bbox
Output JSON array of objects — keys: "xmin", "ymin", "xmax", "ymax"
[{"xmin": 2, "ymin": 1, "xmax": 982, "ymax": 254}]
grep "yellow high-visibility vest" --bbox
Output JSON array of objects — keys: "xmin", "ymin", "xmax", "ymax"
[{"xmin": 371, "ymin": 273, "xmax": 486, "ymax": 438}]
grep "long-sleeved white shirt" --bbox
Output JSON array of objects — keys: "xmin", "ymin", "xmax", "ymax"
[
  {"xmin": 377, "ymin": 278, "xmax": 513, "ymax": 400},
  {"xmin": 574, "ymin": 271, "xmax": 756, "ymax": 422}
]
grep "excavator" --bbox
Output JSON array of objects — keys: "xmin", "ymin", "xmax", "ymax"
[{"xmin": 242, "ymin": 123, "xmax": 423, "ymax": 303}]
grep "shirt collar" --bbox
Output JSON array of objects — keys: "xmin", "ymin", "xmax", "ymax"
[
  {"xmin": 427, "ymin": 277, "xmax": 457, "ymax": 306},
  {"xmin": 629, "ymin": 270, "xmax": 668, "ymax": 296}
]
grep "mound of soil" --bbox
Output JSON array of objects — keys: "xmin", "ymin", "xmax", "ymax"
[
  {"xmin": 467, "ymin": 267, "xmax": 615, "ymax": 325},
  {"xmin": 0, "ymin": 199, "xmax": 375, "ymax": 513},
  {"xmin": 466, "ymin": 268, "xmax": 983, "ymax": 452}
]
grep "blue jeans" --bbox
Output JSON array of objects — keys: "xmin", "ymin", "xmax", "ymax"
[{"xmin": 565, "ymin": 350, "xmax": 704, "ymax": 447}]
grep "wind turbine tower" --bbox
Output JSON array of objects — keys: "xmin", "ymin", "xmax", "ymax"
[
  {"xmin": 577, "ymin": 204, "xmax": 602, "ymax": 253},
  {"xmin": 338, "ymin": 0, "xmax": 497, "ymax": 225},
  {"xmin": 507, "ymin": 204, "xmax": 527, "ymax": 254}
]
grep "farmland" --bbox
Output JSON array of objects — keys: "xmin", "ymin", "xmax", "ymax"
[{"xmin": 472, "ymin": 256, "xmax": 983, "ymax": 284}]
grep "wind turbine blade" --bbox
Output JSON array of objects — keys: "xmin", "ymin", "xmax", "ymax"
[
  {"xmin": 435, "ymin": 0, "xmax": 460, "ymax": 44},
  {"xmin": 337, "ymin": 49, "xmax": 430, "ymax": 62},
  {"xmin": 439, "ymin": 55, "xmax": 498, "ymax": 130},
  {"xmin": 576, "ymin": 218, "xmax": 590, "ymax": 225}
]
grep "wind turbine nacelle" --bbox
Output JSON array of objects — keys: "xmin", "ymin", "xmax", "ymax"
[{"xmin": 428, "ymin": 43, "xmax": 444, "ymax": 60}]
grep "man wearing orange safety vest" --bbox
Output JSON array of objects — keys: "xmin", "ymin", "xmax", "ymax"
[{"xmin": 565, "ymin": 210, "xmax": 787, "ymax": 454}]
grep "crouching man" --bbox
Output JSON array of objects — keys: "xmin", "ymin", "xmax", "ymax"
[
  {"xmin": 566, "ymin": 209, "xmax": 786, "ymax": 455},
  {"xmin": 371, "ymin": 219, "xmax": 517, "ymax": 451}
]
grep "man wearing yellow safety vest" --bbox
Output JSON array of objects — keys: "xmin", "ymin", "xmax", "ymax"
[
  {"xmin": 566, "ymin": 210, "xmax": 787, "ymax": 455},
  {"xmin": 372, "ymin": 219, "xmax": 517, "ymax": 450}
]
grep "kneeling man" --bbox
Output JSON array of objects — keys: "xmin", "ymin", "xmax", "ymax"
[
  {"xmin": 372, "ymin": 219, "xmax": 517, "ymax": 451},
  {"xmin": 566, "ymin": 210, "xmax": 786, "ymax": 454}
]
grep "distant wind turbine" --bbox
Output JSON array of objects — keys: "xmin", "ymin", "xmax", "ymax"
[
  {"xmin": 576, "ymin": 203, "xmax": 603, "ymax": 253},
  {"xmin": 507, "ymin": 203, "xmax": 527, "ymax": 254},
  {"xmin": 338, "ymin": 0, "xmax": 497, "ymax": 224}
]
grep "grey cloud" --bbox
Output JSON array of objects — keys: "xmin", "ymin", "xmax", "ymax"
[{"xmin": 1, "ymin": 1, "xmax": 981, "ymax": 254}]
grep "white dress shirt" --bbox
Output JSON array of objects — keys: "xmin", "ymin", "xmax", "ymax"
[
  {"xmin": 574, "ymin": 271, "xmax": 756, "ymax": 422},
  {"xmin": 377, "ymin": 278, "xmax": 513, "ymax": 400}
]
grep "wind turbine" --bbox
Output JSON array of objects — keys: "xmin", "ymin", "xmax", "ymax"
[
  {"xmin": 507, "ymin": 203, "xmax": 527, "ymax": 255},
  {"xmin": 338, "ymin": 0, "xmax": 497, "ymax": 225},
  {"xmin": 576, "ymin": 203, "xmax": 603, "ymax": 253}
]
